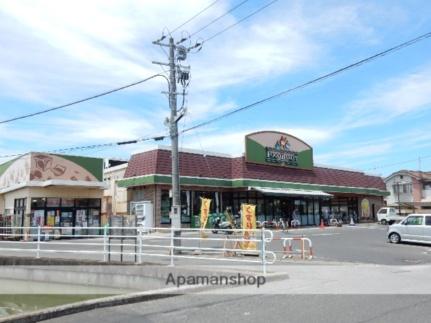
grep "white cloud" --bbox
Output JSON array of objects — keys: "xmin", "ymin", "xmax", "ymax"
[
  {"xmin": 0, "ymin": 0, "xmax": 413, "ymax": 161},
  {"xmin": 314, "ymin": 128, "xmax": 431, "ymax": 170},
  {"xmin": 340, "ymin": 65, "xmax": 431, "ymax": 129},
  {"xmin": 0, "ymin": 1, "xmax": 387, "ymax": 106}
]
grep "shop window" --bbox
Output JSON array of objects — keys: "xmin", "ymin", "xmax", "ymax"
[
  {"xmin": 256, "ymin": 198, "xmax": 264, "ymax": 218},
  {"xmin": 75, "ymin": 199, "xmax": 89, "ymax": 207},
  {"xmin": 160, "ymin": 190, "xmax": 171, "ymax": 224},
  {"xmin": 307, "ymin": 199, "xmax": 315, "ymax": 225},
  {"xmin": 32, "ymin": 210, "xmax": 45, "ymax": 227},
  {"xmin": 221, "ymin": 192, "xmax": 233, "ymax": 212},
  {"xmin": 321, "ymin": 205, "xmax": 331, "ymax": 224},
  {"xmin": 265, "ymin": 199, "xmax": 274, "ymax": 220},
  {"xmin": 248, "ymin": 197, "xmax": 257, "ymax": 207},
  {"xmin": 88, "ymin": 199, "xmax": 101, "ymax": 207},
  {"xmin": 46, "ymin": 210, "xmax": 59, "ymax": 227},
  {"xmin": 14, "ymin": 198, "xmax": 26, "ymax": 227},
  {"xmin": 248, "ymin": 191, "xmax": 257, "ymax": 199},
  {"xmin": 31, "ymin": 198, "xmax": 46, "ymax": 209},
  {"xmin": 181, "ymin": 191, "xmax": 190, "ymax": 223},
  {"xmin": 61, "ymin": 198, "xmax": 75, "ymax": 207},
  {"xmin": 238, "ymin": 191, "xmax": 247, "ymax": 199},
  {"xmin": 273, "ymin": 199, "xmax": 281, "ymax": 219},
  {"xmin": 46, "ymin": 197, "xmax": 60, "ymax": 208},
  {"xmin": 60, "ymin": 211, "xmax": 73, "ymax": 235},
  {"xmin": 192, "ymin": 191, "xmax": 217, "ymax": 215},
  {"xmin": 294, "ymin": 199, "xmax": 307, "ymax": 226},
  {"xmin": 233, "ymin": 198, "xmax": 240, "ymax": 216}
]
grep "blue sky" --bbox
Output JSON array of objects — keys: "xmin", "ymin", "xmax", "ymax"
[{"xmin": 0, "ymin": 0, "xmax": 430, "ymax": 177}]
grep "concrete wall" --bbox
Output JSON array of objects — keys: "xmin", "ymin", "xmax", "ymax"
[
  {"xmin": 103, "ymin": 164, "xmax": 128, "ymax": 216},
  {"xmin": 3, "ymin": 187, "xmax": 31, "ymax": 214}
]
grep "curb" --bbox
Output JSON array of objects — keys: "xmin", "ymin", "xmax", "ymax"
[{"xmin": 0, "ymin": 285, "xmax": 194, "ymax": 323}]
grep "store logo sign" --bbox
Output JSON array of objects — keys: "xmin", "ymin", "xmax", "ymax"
[
  {"xmin": 245, "ymin": 131, "xmax": 314, "ymax": 169},
  {"xmin": 265, "ymin": 136, "xmax": 298, "ymax": 166}
]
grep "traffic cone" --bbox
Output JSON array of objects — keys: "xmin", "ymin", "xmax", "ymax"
[
  {"xmin": 319, "ymin": 219, "xmax": 325, "ymax": 229},
  {"xmin": 349, "ymin": 217, "xmax": 356, "ymax": 226}
]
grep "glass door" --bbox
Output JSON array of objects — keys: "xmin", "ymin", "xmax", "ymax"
[
  {"xmin": 88, "ymin": 209, "xmax": 100, "ymax": 235},
  {"xmin": 75, "ymin": 209, "xmax": 88, "ymax": 236},
  {"xmin": 43, "ymin": 209, "xmax": 60, "ymax": 235},
  {"xmin": 60, "ymin": 211, "xmax": 73, "ymax": 236}
]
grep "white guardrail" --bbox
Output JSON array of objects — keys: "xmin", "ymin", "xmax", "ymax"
[{"xmin": 0, "ymin": 226, "xmax": 276, "ymax": 275}]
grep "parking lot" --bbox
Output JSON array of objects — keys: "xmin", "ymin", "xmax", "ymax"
[{"xmin": 275, "ymin": 224, "xmax": 431, "ymax": 266}]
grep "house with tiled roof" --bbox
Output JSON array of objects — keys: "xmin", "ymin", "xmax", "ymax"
[
  {"xmin": 385, "ymin": 170, "xmax": 431, "ymax": 214},
  {"xmin": 118, "ymin": 131, "xmax": 388, "ymax": 227}
]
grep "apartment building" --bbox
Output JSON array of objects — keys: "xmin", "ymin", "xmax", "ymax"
[{"xmin": 384, "ymin": 170, "xmax": 431, "ymax": 214}]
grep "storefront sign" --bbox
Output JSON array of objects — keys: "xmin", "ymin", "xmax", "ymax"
[
  {"xmin": 241, "ymin": 203, "xmax": 257, "ymax": 250},
  {"xmin": 266, "ymin": 146, "xmax": 298, "ymax": 166},
  {"xmin": 200, "ymin": 197, "xmax": 212, "ymax": 238},
  {"xmin": 245, "ymin": 131, "xmax": 313, "ymax": 169}
]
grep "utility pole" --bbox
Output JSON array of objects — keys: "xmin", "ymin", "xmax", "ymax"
[
  {"xmin": 153, "ymin": 35, "xmax": 191, "ymax": 253},
  {"xmin": 397, "ymin": 182, "xmax": 401, "ymax": 215},
  {"xmin": 168, "ymin": 37, "xmax": 182, "ymax": 250}
]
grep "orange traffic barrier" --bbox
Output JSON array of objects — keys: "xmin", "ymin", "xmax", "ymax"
[{"xmin": 319, "ymin": 219, "xmax": 325, "ymax": 229}]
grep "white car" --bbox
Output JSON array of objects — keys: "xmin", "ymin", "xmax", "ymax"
[
  {"xmin": 377, "ymin": 207, "xmax": 405, "ymax": 225},
  {"xmin": 387, "ymin": 214, "xmax": 431, "ymax": 244}
]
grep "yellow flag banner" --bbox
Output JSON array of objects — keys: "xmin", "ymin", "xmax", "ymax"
[
  {"xmin": 200, "ymin": 197, "xmax": 212, "ymax": 238},
  {"xmin": 241, "ymin": 204, "xmax": 257, "ymax": 250}
]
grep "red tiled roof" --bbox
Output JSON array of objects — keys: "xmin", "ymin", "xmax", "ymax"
[
  {"xmin": 125, "ymin": 149, "xmax": 386, "ymax": 190},
  {"xmin": 124, "ymin": 149, "xmax": 159, "ymax": 178}
]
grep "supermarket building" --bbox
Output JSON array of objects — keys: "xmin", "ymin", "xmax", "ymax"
[
  {"xmin": 0, "ymin": 152, "xmax": 106, "ymax": 234},
  {"xmin": 119, "ymin": 131, "xmax": 388, "ymax": 227}
]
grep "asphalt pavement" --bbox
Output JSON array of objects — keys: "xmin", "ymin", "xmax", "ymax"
[
  {"xmin": 45, "ymin": 294, "xmax": 431, "ymax": 323},
  {"xmin": 277, "ymin": 224, "xmax": 431, "ymax": 265}
]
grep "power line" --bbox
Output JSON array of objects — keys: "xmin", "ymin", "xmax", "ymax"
[
  {"xmin": 181, "ymin": 0, "xmax": 250, "ymax": 42},
  {"xmin": 0, "ymin": 74, "xmax": 168, "ymax": 125},
  {"xmin": 0, "ymin": 134, "xmax": 167, "ymax": 160},
  {"xmin": 204, "ymin": 0, "xmax": 279, "ymax": 43},
  {"xmin": 182, "ymin": 31, "xmax": 431, "ymax": 134},
  {"xmin": 366, "ymin": 154, "xmax": 431, "ymax": 172},
  {"xmin": 171, "ymin": 0, "xmax": 221, "ymax": 34}
]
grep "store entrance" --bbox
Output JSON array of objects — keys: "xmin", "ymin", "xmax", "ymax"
[{"xmin": 280, "ymin": 198, "xmax": 294, "ymax": 223}]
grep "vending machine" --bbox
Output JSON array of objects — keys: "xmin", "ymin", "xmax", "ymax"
[{"xmin": 130, "ymin": 201, "xmax": 153, "ymax": 232}]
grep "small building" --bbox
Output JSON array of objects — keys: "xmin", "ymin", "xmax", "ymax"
[
  {"xmin": 384, "ymin": 170, "xmax": 431, "ymax": 214},
  {"xmin": 0, "ymin": 152, "xmax": 106, "ymax": 235},
  {"xmin": 118, "ymin": 131, "xmax": 388, "ymax": 227}
]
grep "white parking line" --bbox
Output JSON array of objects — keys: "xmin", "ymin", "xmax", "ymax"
[{"xmin": 309, "ymin": 233, "xmax": 341, "ymax": 237}]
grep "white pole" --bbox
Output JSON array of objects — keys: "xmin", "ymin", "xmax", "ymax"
[
  {"xmin": 103, "ymin": 225, "xmax": 108, "ymax": 262},
  {"xmin": 261, "ymin": 227, "xmax": 266, "ymax": 276},
  {"xmin": 169, "ymin": 225, "xmax": 174, "ymax": 267},
  {"xmin": 138, "ymin": 229, "xmax": 143, "ymax": 264},
  {"xmin": 36, "ymin": 225, "xmax": 41, "ymax": 259}
]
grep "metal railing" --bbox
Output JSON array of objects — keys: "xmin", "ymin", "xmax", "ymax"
[
  {"xmin": 0, "ymin": 226, "xmax": 276, "ymax": 275},
  {"xmin": 281, "ymin": 236, "xmax": 313, "ymax": 260}
]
